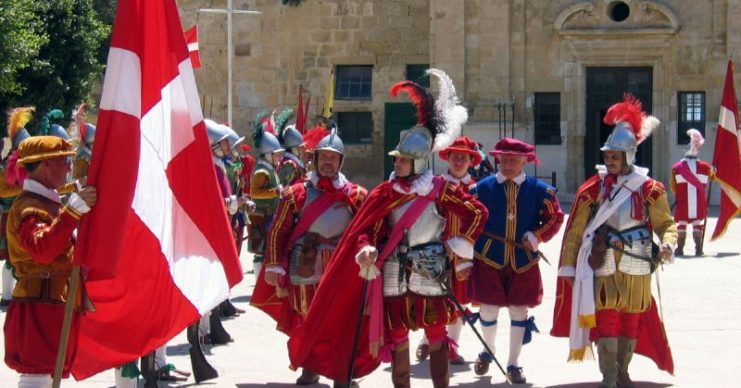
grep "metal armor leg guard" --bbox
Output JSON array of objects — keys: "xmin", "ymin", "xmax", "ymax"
[
  {"xmin": 186, "ymin": 324, "xmax": 219, "ymax": 383},
  {"xmin": 597, "ymin": 337, "xmax": 619, "ymax": 388},
  {"xmin": 209, "ymin": 305, "xmax": 233, "ymax": 345},
  {"xmin": 616, "ymin": 337, "xmax": 637, "ymax": 388}
]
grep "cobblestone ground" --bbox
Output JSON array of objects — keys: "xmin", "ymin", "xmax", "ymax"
[{"xmin": 1, "ymin": 209, "xmax": 739, "ymax": 387}]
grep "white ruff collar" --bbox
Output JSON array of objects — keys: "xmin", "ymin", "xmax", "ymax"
[
  {"xmin": 23, "ymin": 179, "xmax": 61, "ymax": 204},
  {"xmin": 307, "ymin": 171, "xmax": 348, "ymax": 190},
  {"xmin": 389, "ymin": 169, "xmax": 434, "ymax": 195},
  {"xmin": 442, "ymin": 172, "xmax": 471, "ymax": 185},
  {"xmin": 495, "ymin": 171, "xmax": 526, "ymax": 185},
  {"xmin": 596, "ymin": 164, "xmax": 650, "ymax": 180}
]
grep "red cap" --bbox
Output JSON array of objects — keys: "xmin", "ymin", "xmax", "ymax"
[
  {"xmin": 438, "ymin": 136, "xmax": 482, "ymax": 166},
  {"xmin": 488, "ymin": 138, "xmax": 540, "ymax": 165}
]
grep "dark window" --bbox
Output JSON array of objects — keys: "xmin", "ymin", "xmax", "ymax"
[
  {"xmin": 533, "ymin": 92, "xmax": 561, "ymax": 145},
  {"xmin": 335, "ymin": 66, "xmax": 372, "ymax": 100},
  {"xmin": 337, "ymin": 112, "xmax": 373, "ymax": 144},
  {"xmin": 406, "ymin": 64, "xmax": 430, "ymax": 88},
  {"xmin": 677, "ymin": 92, "xmax": 705, "ymax": 144}
]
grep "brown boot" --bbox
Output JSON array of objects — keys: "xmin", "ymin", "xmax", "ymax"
[
  {"xmin": 616, "ymin": 337, "xmax": 637, "ymax": 388},
  {"xmin": 674, "ymin": 230, "xmax": 686, "ymax": 256},
  {"xmin": 392, "ymin": 341, "xmax": 411, "ymax": 388},
  {"xmin": 597, "ymin": 337, "xmax": 618, "ymax": 388},
  {"xmin": 693, "ymin": 229, "xmax": 704, "ymax": 256},
  {"xmin": 296, "ymin": 368, "xmax": 319, "ymax": 385},
  {"xmin": 429, "ymin": 342, "xmax": 449, "ymax": 388}
]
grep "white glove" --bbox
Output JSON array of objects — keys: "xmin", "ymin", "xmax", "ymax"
[
  {"xmin": 355, "ymin": 246, "xmax": 380, "ymax": 280},
  {"xmin": 67, "ymin": 193, "xmax": 91, "ymax": 214}
]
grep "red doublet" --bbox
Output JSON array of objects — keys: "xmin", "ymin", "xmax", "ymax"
[
  {"xmin": 670, "ymin": 158, "xmax": 713, "ymax": 222},
  {"xmin": 287, "ymin": 177, "xmax": 487, "ymax": 381},
  {"xmin": 4, "ymin": 192, "xmax": 81, "ymax": 377},
  {"xmin": 252, "ymin": 179, "xmax": 366, "ymax": 335}
]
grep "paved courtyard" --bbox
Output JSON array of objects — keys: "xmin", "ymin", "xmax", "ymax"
[{"xmin": 0, "ymin": 209, "xmax": 739, "ymax": 387}]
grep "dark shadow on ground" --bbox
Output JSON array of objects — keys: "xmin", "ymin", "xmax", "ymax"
[
  {"xmin": 231, "ymin": 295, "xmax": 252, "ymax": 303},
  {"xmin": 547, "ymin": 382, "xmax": 672, "ymax": 388}
]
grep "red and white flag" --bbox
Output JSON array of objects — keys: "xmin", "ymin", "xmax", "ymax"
[
  {"xmin": 184, "ymin": 25, "xmax": 201, "ymax": 69},
  {"xmin": 70, "ymin": 0, "xmax": 242, "ymax": 379},
  {"xmin": 711, "ymin": 60, "xmax": 741, "ymax": 240}
]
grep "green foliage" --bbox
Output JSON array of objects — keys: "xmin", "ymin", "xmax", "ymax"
[
  {"xmin": 0, "ymin": 0, "xmax": 48, "ymax": 96},
  {"xmin": 0, "ymin": 0, "xmax": 111, "ymax": 135}
]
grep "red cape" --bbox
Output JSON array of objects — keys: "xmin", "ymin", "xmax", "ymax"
[
  {"xmin": 287, "ymin": 181, "xmax": 405, "ymax": 381},
  {"xmin": 550, "ymin": 174, "xmax": 674, "ymax": 375}
]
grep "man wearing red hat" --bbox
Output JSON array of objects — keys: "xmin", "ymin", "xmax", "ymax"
[
  {"xmin": 469, "ymin": 137, "xmax": 564, "ymax": 384},
  {"xmin": 415, "ymin": 136, "xmax": 482, "ymax": 365},
  {"xmin": 4, "ymin": 136, "xmax": 97, "ymax": 387}
]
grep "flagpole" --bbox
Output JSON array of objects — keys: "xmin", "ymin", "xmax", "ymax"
[{"xmin": 52, "ymin": 265, "xmax": 82, "ymax": 388}]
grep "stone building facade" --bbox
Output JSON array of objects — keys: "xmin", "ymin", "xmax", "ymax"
[{"xmin": 179, "ymin": 0, "xmax": 741, "ymax": 200}]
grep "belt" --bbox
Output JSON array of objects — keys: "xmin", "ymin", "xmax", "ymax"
[{"xmin": 20, "ymin": 270, "xmax": 72, "ymax": 279}]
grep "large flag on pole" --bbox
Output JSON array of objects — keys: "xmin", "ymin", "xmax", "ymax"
[
  {"xmin": 322, "ymin": 70, "xmax": 334, "ymax": 118},
  {"xmin": 711, "ymin": 59, "xmax": 741, "ymax": 240},
  {"xmin": 70, "ymin": 0, "xmax": 242, "ymax": 379},
  {"xmin": 184, "ymin": 25, "xmax": 201, "ymax": 69}
]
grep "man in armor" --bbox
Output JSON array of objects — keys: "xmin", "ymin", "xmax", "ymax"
[
  {"xmin": 551, "ymin": 95, "xmax": 677, "ymax": 388},
  {"xmin": 252, "ymin": 128, "xmax": 367, "ymax": 386},
  {"xmin": 469, "ymin": 138, "xmax": 564, "ymax": 384},
  {"xmin": 4, "ymin": 136, "xmax": 97, "ymax": 387},
  {"xmin": 670, "ymin": 128, "xmax": 715, "ymax": 256},
  {"xmin": 288, "ymin": 69, "xmax": 487, "ymax": 388},
  {"xmin": 248, "ymin": 113, "xmax": 284, "ymax": 276},
  {"xmin": 416, "ymin": 135, "xmax": 482, "ymax": 365},
  {"xmin": 275, "ymin": 107, "xmax": 306, "ymax": 187}
]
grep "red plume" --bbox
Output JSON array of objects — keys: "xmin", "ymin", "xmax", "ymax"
[
  {"xmin": 302, "ymin": 126, "xmax": 330, "ymax": 152},
  {"xmin": 602, "ymin": 94, "xmax": 645, "ymax": 141},
  {"xmin": 390, "ymin": 81, "xmax": 440, "ymax": 135}
]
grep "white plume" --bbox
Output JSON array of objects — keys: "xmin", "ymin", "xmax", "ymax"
[
  {"xmin": 637, "ymin": 115, "xmax": 660, "ymax": 145},
  {"xmin": 686, "ymin": 128, "xmax": 705, "ymax": 156},
  {"xmin": 426, "ymin": 68, "xmax": 468, "ymax": 151}
]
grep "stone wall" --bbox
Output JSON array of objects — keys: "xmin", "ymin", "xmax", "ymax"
[{"xmin": 179, "ymin": 0, "xmax": 740, "ymax": 200}]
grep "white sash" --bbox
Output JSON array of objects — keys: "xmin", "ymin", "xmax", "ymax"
[{"xmin": 568, "ymin": 168, "xmax": 648, "ymax": 359}]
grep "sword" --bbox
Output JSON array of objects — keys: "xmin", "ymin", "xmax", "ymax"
[{"xmin": 482, "ymin": 232, "xmax": 551, "ymax": 265}]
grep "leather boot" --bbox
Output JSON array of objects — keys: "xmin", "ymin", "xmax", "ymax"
[
  {"xmin": 693, "ymin": 229, "xmax": 704, "ymax": 256},
  {"xmin": 616, "ymin": 337, "xmax": 637, "ymax": 388},
  {"xmin": 391, "ymin": 341, "xmax": 411, "ymax": 388},
  {"xmin": 674, "ymin": 230, "xmax": 686, "ymax": 256},
  {"xmin": 429, "ymin": 342, "xmax": 450, "ymax": 388},
  {"xmin": 597, "ymin": 337, "xmax": 618, "ymax": 388}
]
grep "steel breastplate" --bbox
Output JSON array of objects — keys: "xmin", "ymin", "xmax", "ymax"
[
  {"xmin": 594, "ymin": 225, "xmax": 654, "ymax": 276},
  {"xmin": 382, "ymin": 243, "xmax": 449, "ymax": 297},
  {"xmin": 303, "ymin": 185, "xmax": 353, "ymax": 239},
  {"xmin": 603, "ymin": 189, "xmax": 645, "ymax": 232},
  {"xmin": 387, "ymin": 199, "xmax": 445, "ymax": 247}
]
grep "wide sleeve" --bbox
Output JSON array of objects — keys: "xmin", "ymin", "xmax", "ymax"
[
  {"xmin": 264, "ymin": 185, "xmax": 303, "ymax": 269},
  {"xmin": 533, "ymin": 187, "xmax": 565, "ymax": 243},
  {"xmin": 644, "ymin": 180, "xmax": 678, "ymax": 246},
  {"xmin": 251, "ymin": 170, "xmax": 280, "ymax": 200},
  {"xmin": 438, "ymin": 182, "xmax": 488, "ymax": 258},
  {"xmin": 557, "ymin": 186, "xmax": 596, "ymax": 275},
  {"xmin": 17, "ymin": 207, "xmax": 80, "ymax": 264}
]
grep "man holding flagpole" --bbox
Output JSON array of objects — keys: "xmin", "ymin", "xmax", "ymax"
[{"xmin": 4, "ymin": 136, "xmax": 97, "ymax": 387}]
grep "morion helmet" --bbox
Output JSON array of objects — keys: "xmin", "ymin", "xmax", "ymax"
[
  {"xmin": 388, "ymin": 68, "xmax": 468, "ymax": 175},
  {"xmin": 601, "ymin": 94, "xmax": 659, "ymax": 166}
]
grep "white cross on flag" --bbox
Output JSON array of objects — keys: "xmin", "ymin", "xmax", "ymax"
[
  {"xmin": 184, "ymin": 25, "xmax": 201, "ymax": 69},
  {"xmin": 70, "ymin": 0, "xmax": 242, "ymax": 379}
]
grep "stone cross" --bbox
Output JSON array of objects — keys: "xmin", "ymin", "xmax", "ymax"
[{"xmin": 200, "ymin": 1, "xmax": 261, "ymax": 126}]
